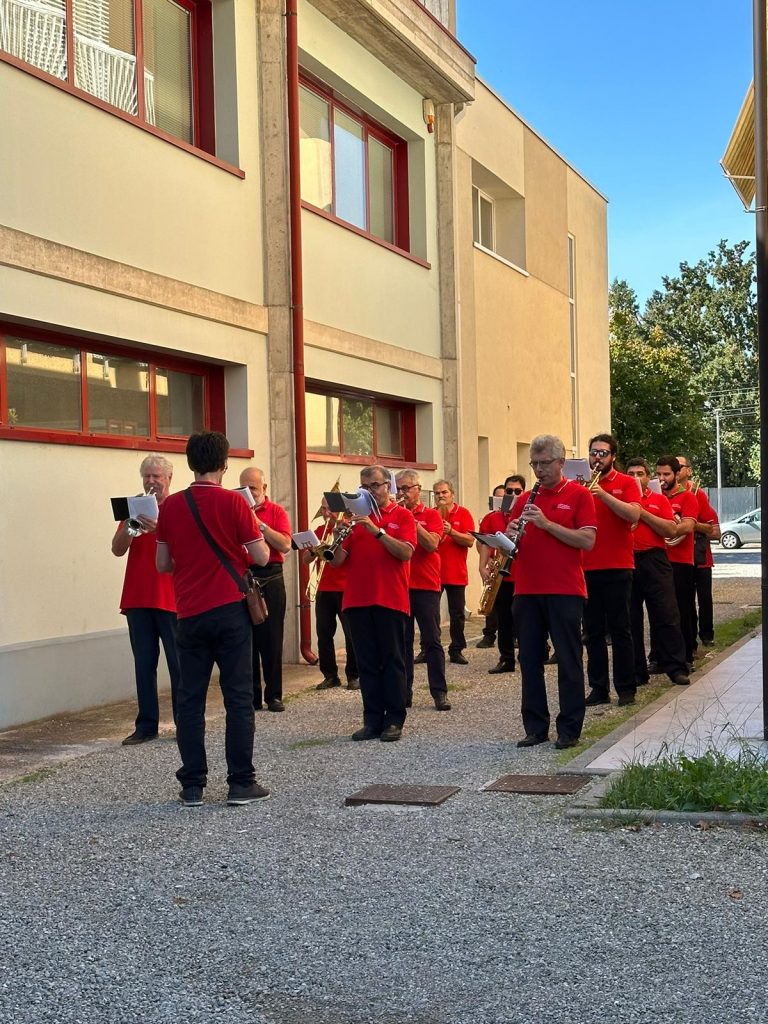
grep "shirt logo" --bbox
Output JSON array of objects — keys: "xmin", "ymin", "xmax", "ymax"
[
  {"xmin": 388, "ymin": 523, "xmax": 400, "ymax": 531},
  {"xmin": 556, "ymin": 503, "xmax": 572, "ymax": 511}
]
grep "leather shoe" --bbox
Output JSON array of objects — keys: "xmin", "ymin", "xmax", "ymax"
[
  {"xmin": 488, "ymin": 660, "xmax": 515, "ymax": 674},
  {"xmin": 345, "ymin": 677, "xmax": 360, "ymax": 690},
  {"xmin": 516, "ymin": 733, "xmax": 548, "ymax": 747},
  {"xmin": 475, "ymin": 635, "xmax": 496, "ymax": 648},
  {"xmin": 585, "ymin": 689, "xmax": 610, "ymax": 706},
  {"xmin": 647, "ymin": 661, "xmax": 661, "ymax": 675},
  {"xmin": 670, "ymin": 672, "xmax": 690, "ymax": 686},
  {"xmin": 617, "ymin": 692, "xmax": 636, "ymax": 706},
  {"xmin": 380, "ymin": 724, "xmax": 403, "ymax": 742},
  {"xmin": 267, "ymin": 699, "xmax": 285, "ymax": 712},
  {"xmin": 413, "ymin": 652, "xmax": 427, "ymax": 665},
  {"xmin": 351, "ymin": 726, "xmax": 381, "ymax": 741},
  {"xmin": 433, "ymin": 693, "xmax": 452, "ymax": 711},
  {"xmin": 122, "ymin": 731, "xmax": 158, "ymax": 746},
  {"xmin": 555, "ymin": 736, "xmax": 579, "ymax": 750},
  {"xmin": 316, "ymin": 675, "xmax": 341, "ymax": 690},
  {"xmin": 449, "ymin": 653, "xmax": 468, "ymax": 665}
]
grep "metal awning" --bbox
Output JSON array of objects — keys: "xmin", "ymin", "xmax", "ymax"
[{"xmin": 722, "ymin": 84, "xmax": 756, "ymax": 209}]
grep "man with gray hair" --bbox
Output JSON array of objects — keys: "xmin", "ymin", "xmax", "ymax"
[
  {"xmin": 112, "ymin": 454, "xmax": 180, "ymax": 746},
  {"xmin": 507, "ymin": 435, "xmax": 597, "ymax": 749}
]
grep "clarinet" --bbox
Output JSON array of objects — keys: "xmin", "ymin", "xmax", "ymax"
[{"xmin": 499, "ymin": 480, "xmax": 542, "ymax": 576}]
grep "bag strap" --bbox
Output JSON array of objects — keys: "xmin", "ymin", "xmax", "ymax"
[{"xmin": 184, "ymin": 488, "xmax": 248, "ymax": 595}]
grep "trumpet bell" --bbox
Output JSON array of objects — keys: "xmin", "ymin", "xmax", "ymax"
[{"xmin": 126, "ymin": 518, "xmax": 144, "ymax": 537}]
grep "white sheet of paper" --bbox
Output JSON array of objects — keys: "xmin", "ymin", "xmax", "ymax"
[
  {"xmin": 127, "ymin": 494, "xmax": 159, "ymax": 520},
  {"xmin": 341, "ymin": 489, "xmax": 379, "ymax": 517},
  {"xmin": 292, "ymin": 529, "xmax": 321, "ymax": 549},
  {"xmin": 563, "ymin": 458, "xmax": 592, "ymax": 483},
  {"xmin": 472, "ymin": 531, "xmax": 516, "ymax": 555},
  {"xmin": 491, "ymin": 495, "xmax": 503, "ymax": 511},
  {"xmin": 647, "ymin": 478, "xmax": 663, "ymax": 494},
  {"xmin": 233, "ymin": 486, "xmax": 256, "ymax": 507}
]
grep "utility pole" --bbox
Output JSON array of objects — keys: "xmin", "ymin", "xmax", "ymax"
[{"xmin": 715, "ymin": 407, "xmax": 722, "ymax": 518}]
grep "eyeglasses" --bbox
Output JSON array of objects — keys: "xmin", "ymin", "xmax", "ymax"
[
  {"xmin": 362, "ymin": 481, "xmax": 389, "ymax": 490},
  {"xmin": 505, "ymin": 487, "xmax": 523, "ymax": 495},
  {"xmin": 589, "ymin": 449, "xmax": 611, "ymax": 458},
  {"xmin": 529, "ymin": 459, "xmax": 558, "ymax": 469},
  {"xmin": 396, "ymin": 484, "xmax": 419, "ymax": 492},
  {"xmin": 434, "ymin": 490, "xmax": 452, "ymax": 496}
]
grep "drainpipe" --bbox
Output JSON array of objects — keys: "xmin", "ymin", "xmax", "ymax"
[{"xmin": 286, "ymin": 0, "xmax": 317, "ymax": 665}]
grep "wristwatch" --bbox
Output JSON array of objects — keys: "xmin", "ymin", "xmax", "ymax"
[{"xmin": 375, "ymin": 528, "xmax": 386, "ymax": 540}]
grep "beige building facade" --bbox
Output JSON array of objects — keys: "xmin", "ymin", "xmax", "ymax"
[{"xmin": 0, "ymin": 0, "xmax": 607, "ymax": 728}]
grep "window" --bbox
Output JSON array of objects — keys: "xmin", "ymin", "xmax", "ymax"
[
  {"xmin": 299, "ymin": 77, "xmax": 409, "ymax": 251},
  {"xmin": 0, "ymin": 0, "xmax": 213, "ymax": 149},
  {"xmin": 471, "ymin": 161, "xmax": 526, "ymax": 270},
  {"xmin": 472, "ymin": 186, "xmax": 494, "ymax": 250},
  {"xmin": 305, "ymin": 387, "xmax": 415, "ymax": 463},
  {"xmin": 0, "ymin": 326, "xmax": 218, "ymax": 449}
]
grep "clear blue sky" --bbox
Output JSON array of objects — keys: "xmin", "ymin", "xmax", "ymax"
[{"xmin": 456, "ymin": 0, "xmax": 755, "ymax": 305}]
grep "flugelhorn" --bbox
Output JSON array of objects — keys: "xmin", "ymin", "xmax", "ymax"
[
  {"xmin": 586, "ymin": 468, "xmax": 602, "ymax": 492},
  {"xmin": 126, "ymin": 485, "xmax": 159, "ymax": 536}
]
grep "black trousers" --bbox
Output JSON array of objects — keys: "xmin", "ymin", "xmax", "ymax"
[
  {"xmin": 315, "ymin": 590, "xmax": 358, "ymax": 682},
  {"xmin": 441, "ymin": 583, "xmax": 467, "ymax": 655},
  {"xmin": 672, "ymin": 562, "xmax": 697, "ymax": 663},
  {"xmin": 125, "ymin": 607, "xmax": 180, "ymax": 734},
  {"xmin": 345, "ymin": 606, "xmax": 408, "ymax": 731},
  {"xmin": 406, "ymin": 589, "xmax": 446, "ymax": 697},
  {"xmin": 251, "ymin": 573, "xmax": 286, "ymax": 706},
  {"xmin": 175, "ymin": 601, "xmax": 255, "ymax": 789},
  {"xmin": 495, "ymin": 581, "xmax": 516, "ymax": 664},
  {"xmin": 631, "ymin": 549, "xmax": 687, "ymax": 682},
  {"xmin": 514, "ymin": 594, "xmax": 586, "ymax": 741},
  {"xmin": 694, "ymin": 568, "xmax": 715, "ymax": 644},
  {"xmin": 584, "ymin": 569, "xmax": 635, "ymax": 696},
  {"xmin": 482, "ymin": 607, "xmax": 498, "ymax": 640}
]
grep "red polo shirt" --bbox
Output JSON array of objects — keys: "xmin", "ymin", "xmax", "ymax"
[
  {"xmin": 157, "ymin": 482, "xmax": 262, "ymax": 619},
  {"xmin": 316, "ymin": 517, "xmax": 350, "ymax": 592},
  {"xmin": 693, "ymin": 487, "xmax": 717, "ymax": 570},
  {"xmin": 582, "ymin": 469, "xmax": 641, "ymax": 571},
  {"xmin": 119, "ymin": 528, "xmax": 177, "ymax": 613},
  {"xmin": 479, "ymin": 508, "xmax": 515, "ymax": 584},
  {"xmin": 341, "ymin": 502, "xmax": 416, "ymax": 615},
  {"xmin": 633, "ymin": 488, "xmax": 675, "ymax": 552},
  {"xmin": 664, "ymin": 487, "xmax": 699, "ymax": 565},
  {"xmin": 438, "ymin": 503, "xmax": 475, "ymax": 586},
  {"xmin": 409, "ymin": 504, "xmax": 443, "ymax": 592},
  {"xmin": 511, "ymin": 479, "xmax": 597, "ymax": 597},
  {"xmin": 253, "ymin": 498, "xmax": 292, "ymax": 565}
]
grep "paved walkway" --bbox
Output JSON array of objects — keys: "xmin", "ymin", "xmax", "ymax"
[{"xmin": 582, "ymin": 635, "xmax": 767, "ymax": 772}]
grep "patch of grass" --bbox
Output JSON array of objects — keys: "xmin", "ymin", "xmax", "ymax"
[
  {"xmin": 287, "ymin": 737, "xmax": 334, "ymax": 750},
  {"xmin": 15, "ymin": 768, "xmax": 55, "ymax": 785},
  {"xmin": 556, "ymin": 684, "xmax": 668, "ymax": 763},
  {"xmin": 711, "ymin": 609, "xmax": 761, "ymax": 652},
  {"xmin": 601, "ymin": 747, "xmax": 768, "ymax": 814},
  {"xmin": 446, "ymin": 683, "xmax": 470, "ymax": 693}
]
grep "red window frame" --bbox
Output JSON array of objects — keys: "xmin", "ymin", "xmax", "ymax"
[
  {"xmin": 299, "ymin": 73, "xmax": 410, "ymax": 254},
  {"xmin": 0, "ymin": 0, "xmax": 216, "ymax": 156},
  {"xmin": 305, "ymin": 384, "xmax": 431, "ymax": 470},
  {"xmin": 0, "ymin": 322, "xmax": 251, "ymax": 455}
]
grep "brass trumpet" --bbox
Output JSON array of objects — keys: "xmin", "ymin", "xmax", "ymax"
[
  {"xmin": 125, "ymin": 485, "xmax": 160, "ymax": 536},
  {"xmin": 586, "ymin": 468, "xmax": 602, "ymax": 492}
]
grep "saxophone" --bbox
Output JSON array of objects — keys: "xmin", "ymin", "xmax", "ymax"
[{"xmin": 478, "ymin": 553, "xmax": 504, "ymax": 616}]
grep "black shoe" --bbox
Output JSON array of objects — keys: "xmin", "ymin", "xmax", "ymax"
[
  {"xmin": 670, "ymin": 672, "xmax": 691, "ymax": 686},
  {"xmin": 516, "ymin": 733, "xmax": 548, "ymax": 747},
  {"xmin": 316, "ymin": 675, "xmax": 341, "ymax": 690},
  {"xmin": 701, "ymin": 639, "xmax": 715, "ymax": 648},
  {"xmin": 555, "ymin": 736, "xmax": 579, "ymax": 750},
  {"xmin": 433, "ymin": 694, "xmax": 452, "ymax": 711},
  {"xmin": 380, "ymin": 724, "xmax": 403, "ymax": 742},
  {"xmin": 449, "ymin": 653, "xmax": 468, "ymax": 665},
  {"xmin": 476, "ymin": 635, "xmax": 496, "ymax": 648},
  {"xmin": 617, "ymin": 692, "xmax": 636, "ymax": 706},
  {"xmin": 179, "ymin": 786, "xmax": 204, "ymax": 807},
  {"xmin": 545, "ymin": 653, "xmax": 558, "ymax": 665},
  {"xmin": 122, "ymin": 731, "xmax": 158, "ymax": 746},
  {"xmin": 345, "ymin": 677, "xmax": 360, "ymax": 690},
  {"xmin": 585, "ymin": 690, "xmax": 610, "ymax": 707},
  {"xmin": 267, "ymin": 699, "xmax": 285, "ymax": 712},
  {"xmin": 647, "ymin": 661, "xmax": 661, "ymax": 675},
  {"xmin": 488, "ymin": 660, "xmax": 515, "ymax": 674},
  {"xmin": 227, "ymin": 782, "xmax": 270, "ymax": 805},
  {"xmin": 351, "ymin": 726, "xmax": 381, "ymax": 741},
  {"xmin": 254, "ymin": 704, "xmax": 264, "ymax": 712},
  {"xmin": 413, "ymin": 652, "xmax": 427, "ymax": 665},
  {"xmin": 687, "ymin": 662, "xmax": 695, "ymax": 673}
]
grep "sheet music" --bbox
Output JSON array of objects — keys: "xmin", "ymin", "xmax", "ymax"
[
  {"xmin": 647, "ymin": 478, "xmax": 663, "ymax": 494},
  {"xmin": 291, "ymin": 529, "xmax": 321, "ymax": 550},
  {"xmin": 233, "ymin": 486, "xmax": 256, "ymax": 507},
  {"xmin": 127, "ymin": 494, "xmax": 159, "ymax": 520},
  {"xmin": 563, "ymin": 458, "xmax": 591, "ymax": 483},
  {"xmin": 471, "ymin": 530, "xmax": 516, "ymax": 555}
]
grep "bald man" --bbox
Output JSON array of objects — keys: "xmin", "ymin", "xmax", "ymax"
[{"xmin": 240, "ymin": 467, "xmax": 292, "ymax": 712}]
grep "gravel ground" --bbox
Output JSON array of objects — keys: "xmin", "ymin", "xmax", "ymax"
[{"xmin": 2, "ymin": 610, "xmax": 767, "ymax": 1024}]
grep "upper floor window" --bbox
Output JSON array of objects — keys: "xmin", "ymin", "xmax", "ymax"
[
  {"xmin": 299, "ymin": 76, "xmax": 410, "ymax": 251},
  {"xmin": 472, "ymin": 186, "xmax": 494, "ymax": 250},
  {"xmin": 0, "ymin": 0, "xmax": 212, "ymax": 148},
  {"xmin": 305, "ymin": 387, "xmax": 416, "ymax": 463},
  {"xmin": 471, "ymin": 162, "xmax": 526, "ymax": 271},
  {"xmin": 0, "ymin": 325, "xmax": 220, "ymax": 449}
]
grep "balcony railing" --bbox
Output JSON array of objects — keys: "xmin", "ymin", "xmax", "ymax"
[{"xmin": 1, "ymin": 0, "xmax": 155, "ymax": 122}]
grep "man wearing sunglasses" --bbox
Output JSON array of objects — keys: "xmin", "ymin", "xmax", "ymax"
[
  {"xmin": 475, "ymin": 484, "xmax": 507, "ymax": 648},
  {"xmin": 582, "ymin": 433, "xmax": 642, "ymax": 708},
  {"xmin": 477, "ymin": 475, "xmax": 526, "ymax": 673}
]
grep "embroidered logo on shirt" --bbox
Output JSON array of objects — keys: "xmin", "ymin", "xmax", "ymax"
[{"xmin": 556, "ymin": 503, "xmax": 573, "ymax": 511}]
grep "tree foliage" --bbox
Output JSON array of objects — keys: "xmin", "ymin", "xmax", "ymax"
[{"xmin": 610, "ymin": 240, "xmax": 758, "ymax": 485}]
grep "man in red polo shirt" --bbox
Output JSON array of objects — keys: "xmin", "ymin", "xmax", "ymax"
[
  {"xmin": 396, "ymin": 469, "xmax": 450, "ymax": 711},
  {"xmin": 583, "ymin": 433, "xmax": 642, "ymax": 707},
  {"xmin": 477, "ymin": 474, "xmax": 527, "ymax": 674},
  {"xmin": 656, "ymin": 455, "xmax": 699, "ymax": 667},
  {"xmin": 476, "ymin": 484, "xmax": 507, "ymax": 649},
  {"xmin": 239, "ymin": 467, "xmax": 292, "ymax": 712},
  {"xmin": 332, "ymin": 466, "xmax": 416, "ymax": 742},
  {"xmin": 677, "ymin": 455, "xmax": 721, "ymax": 648},
  {"xmin": 433, "ymin": 479, "xmax": 475, "ymax": 664},
  {"xmin": 625, "ymin": 458, "xmax": 690, "ymax": 687},
  {"xmin": 157, "ymin": 432, "xmax": 269, "ymax": 807},
  {"xmin": 510, "ymin": 434, "xmax": 596, "ymax": 749},
  {"xmin": 112, "ymin": 454, "xmax": 180, "ymax": 746},
  {"xmin": 302, "ymin": 499, "xmax": 359, "ymax": 691}
]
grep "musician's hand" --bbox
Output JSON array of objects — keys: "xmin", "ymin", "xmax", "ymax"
[
  {"xmin": 480, "ymin": 566, "xmax": 492, "ymax": 583},
  {"xmin": 137, "ymin": 515, "xmax": 157, "ymax": 533},
  {"xmin": 522, "ymin": 505, "xmax": 549, "ymax": 530},
  {"xmin": 505, "ymin": 518, "xmax": 521, "ymax": 536},
  {"xmin": 352, "ymin": 514, "xmax": 377, "ymax": 534}
]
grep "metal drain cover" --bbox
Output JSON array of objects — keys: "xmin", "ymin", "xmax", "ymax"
[
  {"xmin": 345, "ymin": 784, "xmax": 460, "ymax": 807},
  {"xmin": 484, "ymin": 774, "xmax": 593, "ymax": 795}
]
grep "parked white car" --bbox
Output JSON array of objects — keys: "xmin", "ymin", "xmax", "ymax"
[{"xmin": 719, "ymin": 508, "xmax": 761, "ymax": 549}]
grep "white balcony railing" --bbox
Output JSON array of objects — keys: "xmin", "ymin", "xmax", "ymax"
[{"xmin": 1, "ymin": 0, "xmax": 155, "ymax": 122}]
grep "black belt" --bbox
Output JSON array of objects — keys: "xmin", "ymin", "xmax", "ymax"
[{"xmin": 248, "ymin": 566, "xmax": 284, "ymax": 585}]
